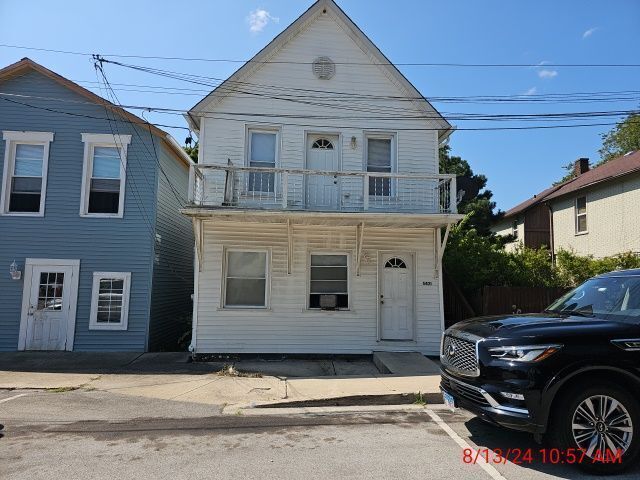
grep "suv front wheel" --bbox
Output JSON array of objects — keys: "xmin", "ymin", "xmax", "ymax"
[{"xmin": 550, "ymin": 383, "xmax": 640, "ymax": 474}]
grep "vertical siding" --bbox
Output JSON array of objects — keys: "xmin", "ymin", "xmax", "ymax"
[
  {"xmin": 148, "ymin": 146, "xmax": 194, "ymax": 351},
  {"xmin": 195, "ymin": 222, "xmax": 442, "ymax": 355},
  {"xmin": 0, "ymin": 71, "xmax": 158, "ymax": 351},
  {"xmin": 551, "ymin": 174, "xmax": 640, "ymax": 258}
]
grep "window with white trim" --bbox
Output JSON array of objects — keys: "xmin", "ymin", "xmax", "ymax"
[
  {"xmin": 365, "ymin": 135, "xmax": 394, "ymax": 196},
  {"xmin": 1, "ymin": 131, "xmax": 53, "ymax": 215},
  {"xmin": 224, "ymin": 250, "xmax": 268, "ymax": 307},
  {"xmin": 575, "ymin": 196, "xmax": 587, "ymax": 234},
  {"xmin": 247, "ymin": 129, "xmax": 278, "ymax": 192},
  {"xmin": 512, "ymin": 220, "xmax": 519, "ymax": 239},
  {"xmin": 80, "ymin": 133, "xmax": 131, "ymax": 217},
  {"xmin": 309, "ymin": 254, "xmax": 349, "ymax": 310},
  {"xmin": 89, "ymin": 272, "xmax": 131, "ymax": 330}
]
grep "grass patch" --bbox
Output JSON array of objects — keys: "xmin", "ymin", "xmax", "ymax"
[{"xmin": 413, "ymin": 391, "xmax": 427, "ymax": 406}]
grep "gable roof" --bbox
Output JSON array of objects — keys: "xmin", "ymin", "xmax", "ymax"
[
  {"xmin": 0, "ymin": 57, "xmax": 193, "ymax": 167},
  {"xmin": 502, "ymin": 184, "xmax": 564, "ymax": 219},
  {"xmin": 502, "ymin": 150, "xmax": 640, "ymax": 219},
  {"xmin": 187, "ymin": 0, "xmax": 452, "ymax": 139},
  {"xmin": 544, "ymin": 150, "xmax": 640, "ymax": 201}
]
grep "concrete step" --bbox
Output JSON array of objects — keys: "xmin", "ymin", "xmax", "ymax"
[{"xmin": 373, "ymin": 351, "xmax": 440, "ymax": 375}]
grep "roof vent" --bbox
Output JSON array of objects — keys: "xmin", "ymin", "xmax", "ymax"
[{"xmin": 312, "ymin": 56, "xmax": 335, "ymax": 80}]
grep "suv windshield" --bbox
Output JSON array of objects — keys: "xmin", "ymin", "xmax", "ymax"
[{"xmin": 546, "ymin": 275, "xmax": 640, "ymax": 322}]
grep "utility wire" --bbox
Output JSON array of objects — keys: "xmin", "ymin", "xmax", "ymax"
[
  {"xmin": 2, "ymin": 43, "xmax": 640, "ymax": 67},
  {"xmin": 3, "ymin": 95, "xmax": 637, "ymax": 132},
  {"xmin": 1, "ymin": 92, "xmax": 637, "ymax": 123}
]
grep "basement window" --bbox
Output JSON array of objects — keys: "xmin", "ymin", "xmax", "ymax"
[{"xmin": 309, "ymin": 254, "xmax": 349, "ymax": 310}]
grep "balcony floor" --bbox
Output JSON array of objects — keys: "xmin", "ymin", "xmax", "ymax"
[{"xmin": 181, "ymin": 205, "xmax": 463, "ymax": 228}]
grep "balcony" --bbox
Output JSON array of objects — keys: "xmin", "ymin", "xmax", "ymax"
[{"xmin": 189, "ymin": 164, "xmax": 457, "ymax": 215}]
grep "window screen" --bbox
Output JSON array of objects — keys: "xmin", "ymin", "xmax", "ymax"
[
  {"xmin": 367, "ymin": 137, "xmax": 392, "ymax": 196},
  {"xmin": 248, "ymin": 131, "xmax": 276, "ymax": 193},
  {"xmin": 96, "ymin": 277, "xmax": 125, "ymax": 323},
  {"xmin": 225, "ymin": 251, "xmax": 267, "ymax": 307},
  {"xmin": 309, "ymin": 254, "xmax": 348, "ymax": 309}
]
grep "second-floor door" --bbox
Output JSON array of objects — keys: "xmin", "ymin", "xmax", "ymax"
[{"xmin": 306, "ymin": 135, "xmax": 339, "ymax": 210}]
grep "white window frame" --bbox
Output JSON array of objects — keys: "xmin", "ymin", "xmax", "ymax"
[
  {"xmin": 307, "ymin": 251, "xmax": 351, "ymax": 311},
  {"xmin": 575, "ymin": 195, "xmax": 588, "ymax": 235},
  {"xmin": 364, "ymin": 132, "xmax": 397, "ymax": 197},
  {"xmin": 245, "ymin": 127, "xmax": 280, "ymax": 194},
  {"xmin": 222, "ymin": 248, "xmax": 271, "ymax": 309},
  {"xmin": 1, "ymin": 131, "xmax": 54, "ymax": 216},
  {"xmin": 512, "ymin": 220, "xmax": 519, "ymax": 239},
  {"xmin": 80, "ymin": 133, "xmax": 131, "ymax": 218},
  {"xmin": 89, "ymin": 272, "xmax": 131, "ymax": 331}
]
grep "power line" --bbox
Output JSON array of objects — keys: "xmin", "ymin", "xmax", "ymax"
[
  {"xmin": 2, "ymin": 43, "xmax": 639, "ymax": 68},
  {"xmin": 1, "ymin": 92, "xmax": 636, "ymax": 123},
  {"xmin": 3, "ymin": 95, "xmax": 637, "ymax": 132}
]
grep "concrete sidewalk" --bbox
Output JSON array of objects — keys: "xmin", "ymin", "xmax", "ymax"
[{"xmin": 0, "ymin": 352, "xmax": 443, "ymax": 411}]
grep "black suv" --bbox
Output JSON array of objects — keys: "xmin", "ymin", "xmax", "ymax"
[{"xmin": 440, "ymin": 269, "xmax": 640, "ymax": 473}]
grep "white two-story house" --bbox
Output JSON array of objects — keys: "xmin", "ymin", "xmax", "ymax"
[{"xmin": 183, "ymin": 0, "xmax": 462, "ymax": 356}]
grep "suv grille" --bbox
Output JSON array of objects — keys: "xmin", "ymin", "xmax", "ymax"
[{"xmin": 442, "ymin": 334, "xmax": 478, "ymax": 376}]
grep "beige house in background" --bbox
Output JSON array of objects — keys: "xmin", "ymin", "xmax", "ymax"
[{"xmin": 493, "ymin": 151, "xmax": 640, "ymax": 259}]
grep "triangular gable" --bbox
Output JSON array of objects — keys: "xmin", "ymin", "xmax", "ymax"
[
  {"xmin": 0, "ymin": 57, "xmax": 192, "ymax": 167},
  {"xmin": 188, "ymin": 0, "xmax": 452, "ymax": 139}
]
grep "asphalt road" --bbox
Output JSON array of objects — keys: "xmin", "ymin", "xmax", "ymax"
[{"xmin": 2, "ymin": 390, "xmax": 640, "ymax": 479}]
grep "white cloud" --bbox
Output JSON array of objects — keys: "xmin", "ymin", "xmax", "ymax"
[
  {"xmin": 247, "ymin": 9, "xmax": 279, "ymax": 33},
  {"xmin": 538, "ymin": 69, "xmax": 558, "ymax": 79},
  {"xmin": 522, "ymin": 87, "xmax": 537, "ymax": 96},
  {"xmin": 583, "ymin": 27, "xmax": 598, "ymax": 38}
]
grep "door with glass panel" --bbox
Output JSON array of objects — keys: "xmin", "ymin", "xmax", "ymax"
[
  {"xmin": 306, "ymin": 135, "xmax": 339, "ymax": 210},
  {"xmin": 366, "ymin": 136, "xmax": 394, "ymax": 201},
  {"xmin": 21, "ymin": 260, "xmax": 79, "ymax": 350},
  {"xmin": 379, "ymin": 253, "xmax": 414, "ymax": 340}
]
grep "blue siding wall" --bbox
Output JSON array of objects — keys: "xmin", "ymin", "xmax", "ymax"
[
  {"xmin": 0, "ymin": 70, "xmax": 160, "ymax": 351},
  {"xmin": 148, "ymin": 147, "xmax": 194, "ymax": 351}
]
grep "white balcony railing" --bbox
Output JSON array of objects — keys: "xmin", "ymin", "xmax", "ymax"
[{"xmin": 190, "ymin": 164, "xmax": 457, "ymax": 214}]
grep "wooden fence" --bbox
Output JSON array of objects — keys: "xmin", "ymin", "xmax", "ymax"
[{"xmin": 443, "ymin": 272, "xmax": 568, "ymax": 328}]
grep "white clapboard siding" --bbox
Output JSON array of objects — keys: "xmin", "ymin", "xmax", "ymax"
[
  {"xmin": 199, "ymin": 10, "xmax": 439, "ymax": 176},
  {"xmin": 195, "ymin": 221, "xmax": 443, "ymax": 355}
]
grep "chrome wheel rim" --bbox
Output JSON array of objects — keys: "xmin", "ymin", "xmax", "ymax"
[{"xmin": 572, "ymin": 395, "xmax": 634, "ymax": 459}]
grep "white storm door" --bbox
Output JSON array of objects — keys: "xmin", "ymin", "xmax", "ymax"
[
  {"xmin": 21, "ymin": 260, "xmax": 79, "ymax": 351},
  {"xmin": 379, "ymin": 254, "xmax": 414, "ymax": 340},
  {"xmin": 306, "ymin": 135, "xmax": 339, "ymax": 210}
]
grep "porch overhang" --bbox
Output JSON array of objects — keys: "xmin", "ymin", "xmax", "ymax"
[{"xmin": 181, "ymin": 207, "xmax": 464, "ymax": 229}]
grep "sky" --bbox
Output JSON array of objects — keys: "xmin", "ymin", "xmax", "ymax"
[{"xmin": 1, "ymin": 0, "xmax": 638, "ymax": 210}]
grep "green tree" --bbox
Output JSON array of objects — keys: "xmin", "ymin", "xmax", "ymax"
[
  {"xmin": 439, "ymin": 144, "xmax": 502, "ymax": 236},
  {"xmin": 598, "ymin": 113, "xmax": 640, "ymax": 163},
  {"xmin": 183, "ymin": 142, "xmax": 198, "ymax": 163}
]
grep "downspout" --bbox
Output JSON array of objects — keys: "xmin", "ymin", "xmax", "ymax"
[{"xmin": 548, "ymin": 203, "xmax": 555, "ymax": 265}]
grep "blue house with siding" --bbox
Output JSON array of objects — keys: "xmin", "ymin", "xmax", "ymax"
[{"xmin": 0, "ymin": 58, "xmax": 194, "ymax": 352}]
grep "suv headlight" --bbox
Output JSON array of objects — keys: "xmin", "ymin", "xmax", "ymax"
[{"xmin": 488, "ymin": 344, "xmax": 562, "ymax": 363}]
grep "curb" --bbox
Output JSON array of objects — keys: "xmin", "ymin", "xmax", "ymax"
[
  {"xmin": 254, "ymin": 392, "xmax": 443, "ymax": 409},
  {"xmin": 223, "ymin": 403, "xmax": 453, "ymax": 416}
]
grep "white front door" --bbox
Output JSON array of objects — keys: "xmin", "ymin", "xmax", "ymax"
[
  {"xmin": 19, "ymin": 259, "xmax": 80, "ymax": 351},
  {"xmin": 379, "ymin": 253, "xmax": 414, "ymax": 340},
  {"xmin": 306, "ymin": 135, "xmax": 339, "ymax": 210}
]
